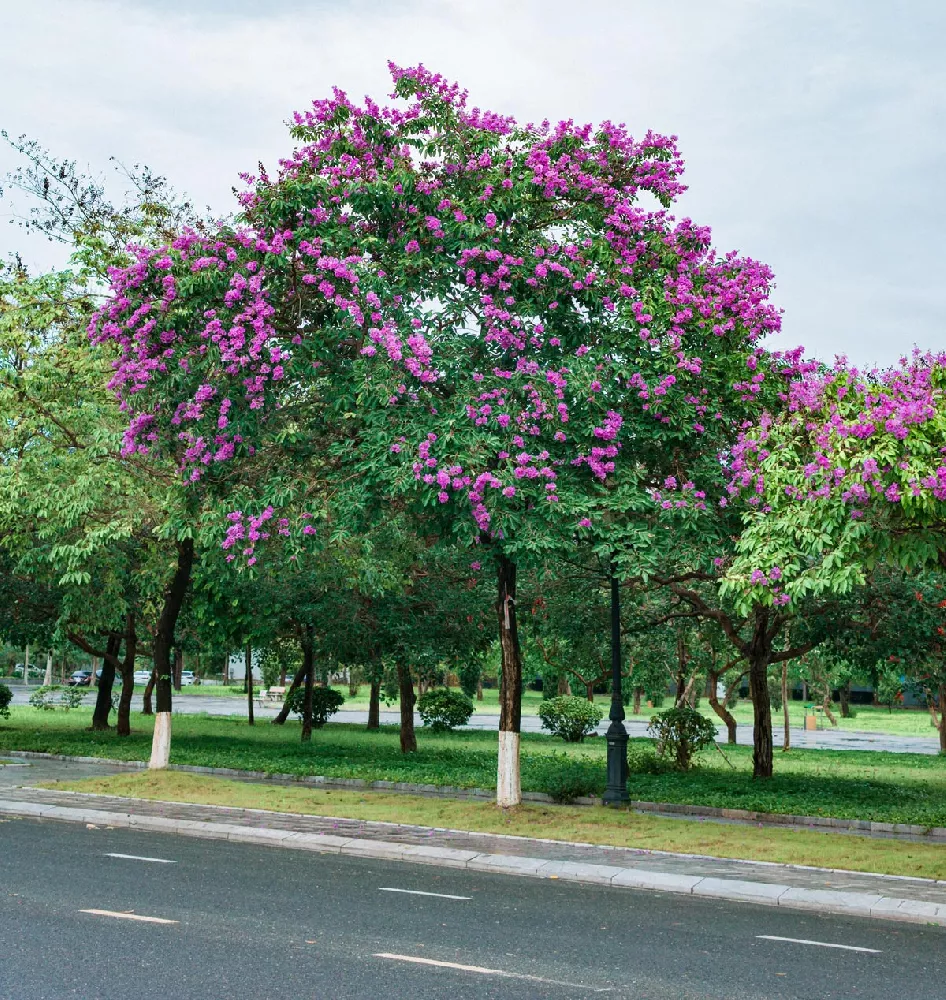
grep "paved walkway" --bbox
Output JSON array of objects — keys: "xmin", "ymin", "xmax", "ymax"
[
  {"xmin": 8, "ymin": 688, "xmax": 941, "ymax": 754},
  {"xmin": 2, "ymin": 755, "xmax": 945, "ymax": 926}
]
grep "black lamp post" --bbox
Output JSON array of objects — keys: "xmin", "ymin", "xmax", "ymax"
[{"xmin": 603, "ymin": 573, "xmax": 629, "ymax": 805}]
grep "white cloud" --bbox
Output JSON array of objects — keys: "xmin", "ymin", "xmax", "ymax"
[{"xmin": 2, "ymin": 0, "xmax": 943, "ymax": 366}]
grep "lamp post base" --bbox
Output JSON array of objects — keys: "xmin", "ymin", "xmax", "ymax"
[{"xmin": 602, "ymin": 719, "xmax": 629, "ymax": 805}]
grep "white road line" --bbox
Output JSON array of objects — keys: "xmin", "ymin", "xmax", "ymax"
[
  {"xmin": 378, "ymin": 887, "xmax": 471, "ymax": 900},
  {"xmin": 79, "ymin": 909, "xmax": 178, "ymax": 925},
  {"xmin": 374, "ymin": 953, "xmax": 613, "ymax": 992},
  {"xmin": 105, "ymin": 853, "xmax": 177, "ymax": 864},
  {"xmin": 757, "ymin": 936, "xmax": 880, "ymax": 954}
]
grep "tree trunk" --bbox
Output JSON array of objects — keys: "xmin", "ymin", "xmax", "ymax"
[
  {"xmin": 172, "ymin": 648, "xmax": 182, "ymax": 693},
  {"xmin": 142, "ymin": 670, "xmax": 156, "ymax": 715},
  {"xmin": 397, "ymin": 662, "xmax": 417, "ymax": 752},
  {"xmin": 149, "ymin": 538, "xmax": 195, "ymax": 770},
  {"xmin": 557, "ymin": 673, "xmax": 571, "ymax": 696},
  {"xmin": 748, "ymin": 613, "xmax": 774, "ymax": 779},
  {"xmin": 301, "ymin": 627, "xmax": 315, "ymax": 742},
  {"xmin": 707, "ymin": 670, "xmax": 738, "ymax": 745},
  {"xmin": 496, "ymin": 553, "xmax": 522, "ymax": 806},
  {"xmin": 43, "ymin": 652, "xmax": 53, "ymax": 687},
  {"xmin": 272, "ymin": 663, "xmax": 306, "ymax": 725},
  {"xmin": 367, "ymin": 680, "xmax": 381, "ymax": 730},
  {"xmin": 91, "ymin": 635, "xmax": 120, "ymax": 730},
  {"xmin": 938, "ymin": 686, "xmax": 946, "ymax": 754},
  {"xmin": 348, "ymin": 669, "xmax": 358, "ymax": 698},
  {"xmin": 585, "ymin": 682, "xmax": 595, "ymax": 703},
  {"xmin": 840, "ymin": 681, "xmax": 852, "ymax": 719},
  {"xmin": 632, "ymin": 687, "xmax": 642, "ymax": 715},
  {"xmin": 782, "ymin": 660, "xmax": 791, "ymax": 752},
  {"xmin": 246, "ymin": 644, "xmax": 254, "ymax": 726},
  {"xmin": 116, "ymin": 614, "xmax": 137, "ymax": 737},
  {"xmin": 476, "ymin": 677, "xmax": 484, "ymax": 701},
  {"xmin": 822, "ymin": 691, "xmax": 838, "ymax": 727}
]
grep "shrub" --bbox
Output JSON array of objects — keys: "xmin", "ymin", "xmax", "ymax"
[
  {"xmin": 0, "ymin": 682, "xmax": 11, "ymax": 719},
  {"xmin": 417, "ymin": 688, "xmax": 475, "ymax": 732},
  {"xmin": 538, "ymin": 695, "xmax": 603, "ymax": 742},
  {"xmin": 59, "ymin": 686, "xmax": 87, "ymax": 711},
  {"xmin": 648, "ymin": 706, "xmax": 718, "ymax": 771},
  {"xmin": 29, "ymin": 686, "xmax": 60, "ymax": 711},
  {"xmin": 767, "ymin": 676, "xmax": 783, "ymax": 712},
  {"xmin": 530, "ymin": 753, "xmax": 602, "ymax": 804},
  {"xmin": 627, "ymin": 743, "xmax": 674, "ymax": 775},
  {"xmin": 285, "ymin": 685, "xmax": 345, "ymax": 727}
]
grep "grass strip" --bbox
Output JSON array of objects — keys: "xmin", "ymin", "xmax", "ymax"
[
  {"xmin": 46, "ymin": 771, "xmax": 946, "ymax": 881},
  {"xmin": 3, "ymin": 707, "xmax": 945, "ymax": 827}
]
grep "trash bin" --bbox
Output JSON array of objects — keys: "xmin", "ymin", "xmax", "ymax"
[{"xmin": 804, "ymin": 706, "xmax": 818, "ymax": 731}]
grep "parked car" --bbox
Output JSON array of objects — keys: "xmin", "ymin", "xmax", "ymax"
[
  {"xmin": 67, "ymin": 670, "xmax": 92, "ymax": 687},
  {"xmin": 133, "ymin": 670, "xmax": 152, "ymax": 685},
  {"xmin": 180, "ymin": 670, "xmax": 195, "ymax": 686}
]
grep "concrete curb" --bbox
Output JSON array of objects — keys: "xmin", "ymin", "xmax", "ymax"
[
  {"xmin": 6, "ymin": 749, "xmax": 946, "ymax": 842},
  {"xmin": 2, "ymin": 797, "xmax": 944, "ymax": 927}
]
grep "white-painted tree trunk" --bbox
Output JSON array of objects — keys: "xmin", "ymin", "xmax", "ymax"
[
  {"xmin": 149, "ymin": 712, "xmax": 172, "ymax": 769},
  {"xmin": 496, "ymin": 731, "xmax": 521, "ymax": 807},
  {"xmin": 43, "ymin": 653, "xmax": 53, "ymax": 687}
]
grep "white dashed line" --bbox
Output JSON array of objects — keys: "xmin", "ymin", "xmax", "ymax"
[
  {"xmin": 105, "ymin": 853, "xmax": 177, "ymax": 864},
  {"xmin": 79, "ymin": 909, "xmax": 179, "ymax": 925},
  {"xmin": 374, "ymin": 953, "xmax": 613, "ymax": 991},
  {"xmin": 378, "ymin": 887, "xmax": 471, "ymax": 900},
  {"xmin": 757, "ymin": 935, "xmax": 880, "ymax": 953}
]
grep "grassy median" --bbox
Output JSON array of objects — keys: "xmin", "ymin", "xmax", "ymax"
[{"xmin": 45, "ymin": 770, "xmax": 946, "ymax": 881}]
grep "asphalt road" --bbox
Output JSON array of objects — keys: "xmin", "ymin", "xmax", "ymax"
[{"xmin": 1, "ymin": 819, "xmax": 942, "ymax": 999}]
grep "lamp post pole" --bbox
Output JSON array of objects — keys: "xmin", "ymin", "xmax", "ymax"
[{"xmin": 603, "ymin": 574, "xmax": 629, "ymax": 805}]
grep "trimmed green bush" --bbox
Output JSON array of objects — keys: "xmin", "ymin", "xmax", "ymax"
[
  {"xmin": 417, "ymin": 688, "xmax": 474, "ymax": 732},
  {"xmin": 0, "ymin": 682, "xmax": 11, "ymax": 719},
  {"xmin": 530, "ymin": 752, "xmax": 602, "ymax": 803},
  {"xmin": 285, "ymin": 686, "xmax": 345, "ymax": 727},
  {"xmin": 648, "ymin": 706, "xmax": 718, "ymax": 770},
  {"xmin": 538, "ymin": 695, "xmax": 603, "ymax": 742}
]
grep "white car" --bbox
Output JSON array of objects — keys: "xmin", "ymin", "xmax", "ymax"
[
  {"xmin": 180, "ymin": 671, "xmax": 196, "ymax": 686},
  {"xmin": 133, "ymin": 670, "xmax": 152, "ymax": 685}
]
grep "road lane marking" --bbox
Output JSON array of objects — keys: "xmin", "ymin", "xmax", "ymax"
[
  {"xmin": 757, "ymin": 936, "xmax": 880, "ymax": 953},
  {"xmin": 378, "ymin": 887, "xmax": 471, "ymax": 900},
  {"xmin": 79, "ymin": 909, "xmax": 178, "ymax": 925},
  {"xmin": 374, "ymin": 953, "xmax": 612, "ymax": 991},
  {"xmin": 105, "ymin": 853, "xmax": 177, "ymax": 864}
]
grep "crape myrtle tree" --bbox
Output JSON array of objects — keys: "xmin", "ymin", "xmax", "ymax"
[
  {"xmin": 89, "ymin": 63, "xmax": 781, "ymax": 804},
  {"xmin": 729, "ymin": 353, "xmax": 946, "ymax": 598}
]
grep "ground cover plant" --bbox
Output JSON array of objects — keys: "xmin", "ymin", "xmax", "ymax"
[
  {"xmin": 50, "ymin": 770, "xmax": 946, "ymax": 881},
  {"xmin": 4, "ymin": 707, "xmax": 945, "ymax": 827}
]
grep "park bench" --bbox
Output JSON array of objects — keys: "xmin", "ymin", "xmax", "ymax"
[{"xmin": 256, "ymin": 686, "xmax": 286, "ymax": 708}]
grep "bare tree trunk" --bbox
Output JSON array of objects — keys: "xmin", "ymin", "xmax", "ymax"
[
  {"xmin": 840, "ymin": 681, "xmax": 852, "ymax": 719},
  {"xmin": 476, "ymin": 677, "xmax": 484, "ymax": 702},
  {"xmin": 272, "ymin": 663, "xmax": 306, "ymax": 725},
  {"xmin": 367, "ymin": 680, "xmax": 381, "ymax": 730},
  {"xmin": 301, "ymin": 627, "xmax": 314, "ymax": 742},
  {"xmin": 748, "ymin": 612, "xmax": 774, "ymax": 779},
  {"xmin": 348, "ymin": 669, "xmax": 358, "ymax": 697},
  {"xmin": 246, "ymin": 644, "xmax": 254, "ymax": 726},
  {"xmin": 142, "ymin": 669, "xmax": 156, "ymax": 715},
  {"xmin": 149, "ymin": 538, "xmax": 195, "ymax": 770},
  {"xmin": 939, "ymin": 687, "xmax": 946, "ymax": 754},
  {"xmin": 782, "ymin": 660, "xmax": 791, "ymax": 752},
  {"xmin": 557, "ymin": 673, "xmax": 571, "ymax": 696},
  {"xmin": 116, "ymin": 614, "xmax": 137, "ymax": 737},
  {"xmin": 172, "ymin": 648, "xmax": 182, "ymax": 693},
  {"xmin": 707, "ymin": 670, "xmax": 738, "ymax": 744},
  {"xmin": 91, "ymin": 635, "xmax": 121, "ymax": 730},
  {"xmin": 822, "ymin": 686, "xmax": 838, "ymax": 727},
  {"xmin": 43, "ymin": 652, "xmax": 53, "ymax": 687},
  {"xmin": 632, "ymin": 687, "xmax": 642, "ymax": 715},
  {"xmin": 496, "ymin": 553, "xmax": 522, "ymax": 807},
  {"xmin": 397, "ymin": 662, "xmax": 416, "ymax": 753}
]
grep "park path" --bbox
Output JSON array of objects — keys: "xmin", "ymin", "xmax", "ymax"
[{"xmin": 6, "ymin": 687, "xmax": 942, "ymax": 754}]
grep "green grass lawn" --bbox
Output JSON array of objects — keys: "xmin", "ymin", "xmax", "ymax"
[
  {"xmin": 2, "ymin": 705, "xmax": 945, "ymax": 827},
  {"xmin": 51, "ymin": 770, "xmax": 946, "ymax": 880}
]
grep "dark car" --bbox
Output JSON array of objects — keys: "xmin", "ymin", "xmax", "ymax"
[{"xmin": 67, "ymin": 670, "xmax": 93, "ymax": 687}]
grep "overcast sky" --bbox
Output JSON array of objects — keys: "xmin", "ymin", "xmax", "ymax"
[{"xmin": 1, "ymin": 0, "xmax": 943, "ymax": 367}]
